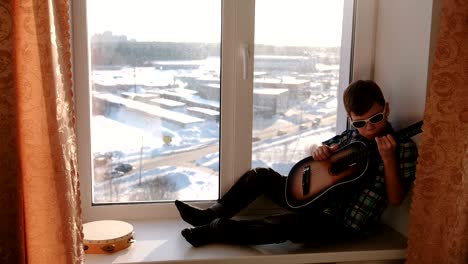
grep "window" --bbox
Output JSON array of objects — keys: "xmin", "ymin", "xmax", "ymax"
[
  {"xmin": 251, "ymin": 0, "xmax": 346, "ymax": 175},
  {"xmin": 87, "ymin": 0, "xmax": 222, "ymax": 204},
  {"xmin": 73, "ymin": 0, "xmax": 362, "ymax": 221}
]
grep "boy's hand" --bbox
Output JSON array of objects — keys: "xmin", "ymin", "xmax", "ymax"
[
  {"xmin": 375, "ymin": 134, "xmax": 397, "ymax": 161},
  {"xmin": 312, "ymin": 144, "xmax": 339, "ymax": 161}
]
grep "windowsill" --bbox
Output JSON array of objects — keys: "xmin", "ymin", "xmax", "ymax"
[{"xmin": 84, "ymin": 218, "xmax": 408, "ymax": 264}]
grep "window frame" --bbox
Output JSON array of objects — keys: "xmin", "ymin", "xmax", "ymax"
[{"xmin": 72, "ymin": 0, "xmax": 374, "ymax": 222}]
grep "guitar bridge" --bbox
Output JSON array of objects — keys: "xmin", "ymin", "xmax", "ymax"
[{"xmin": 302, "ymin": 165, "xmax": 311, "ymax": 195}]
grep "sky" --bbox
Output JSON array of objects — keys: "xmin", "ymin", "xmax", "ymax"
[{"xmin": 87, "ymin": 0, "xmax": 344, "ymax": 47}]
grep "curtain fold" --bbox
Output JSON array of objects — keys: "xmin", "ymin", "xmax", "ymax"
[
  {"xmin": 0, "ymin": 0, "xmax": 83, "ymax": 263},
  {"xmin": 0, "ymin": 1, "xmax": 24, "ymax": 261},
  {"xmin": 406, "ymin": 0, "xmax": 468, "ymax": 263}
]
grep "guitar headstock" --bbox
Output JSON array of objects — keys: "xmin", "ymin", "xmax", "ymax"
[{"xmin": 395, "ymin": 121, "xmax": 423, "ymax": 141}]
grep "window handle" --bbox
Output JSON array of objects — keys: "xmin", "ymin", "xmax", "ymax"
[{"xmin": 240, "ymin": 43, "xmax": 250, "ymax": 80}]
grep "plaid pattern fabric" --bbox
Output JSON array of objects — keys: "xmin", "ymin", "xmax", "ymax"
[{"xmin": 321, "ymin": 124, "xmax": 418, "ymax": 233}]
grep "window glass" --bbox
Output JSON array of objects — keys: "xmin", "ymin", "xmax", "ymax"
[
  {"xmin": 83, "ymin": 0, "xmax": 350, "ymax": 207},
  {"xmin": 87, "ymin": 0, "xmax": 221, "ymax": 203},
  {"xmin": 252, "ymin": 0, "xmax": 344, "ymax": 174}
]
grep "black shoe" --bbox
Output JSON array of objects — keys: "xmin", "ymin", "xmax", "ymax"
[
  {"xmin": 181, "ymin": 226, "xmax": 211, "ymax": 247},
  {"xmin": 175, "ymin": 200, "xmax": 217, "ymax": 226},
  {"xmin": 181, "ymin": 219, "xmax": 227, "ymax": 247}
]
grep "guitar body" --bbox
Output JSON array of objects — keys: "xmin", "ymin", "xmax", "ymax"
[
  {"xmin": 285, "ymin": 120, "xmax": 423, "ymax": 209},
  {"xmin": 285, "ymin": 140, "xmax": 369, "ymax": 209}
]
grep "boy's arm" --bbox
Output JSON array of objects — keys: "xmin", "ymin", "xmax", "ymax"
[
  {"xmin": 376, "ymin": 135, "xmax": 418, "ymax": 205},
  {"xmin": 311, "ymin": 130, "xmax": 352, "ymax": 161},
  {"xmin": 382, "ymin": 153, "xmax": 405, "ymax": 205}
]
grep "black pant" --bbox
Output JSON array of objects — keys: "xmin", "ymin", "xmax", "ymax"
[{"xmin": 210, "ymin": 167, "xmax": 358, "ymax": 245}]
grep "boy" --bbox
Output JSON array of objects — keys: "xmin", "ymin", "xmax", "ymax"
[{"xmin": 175, "ymin": 80, "xmax": 418, "ymax": 247}]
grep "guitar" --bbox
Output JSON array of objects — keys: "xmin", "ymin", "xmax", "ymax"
[{"xmin": 285, "ymin": 121, "xmax": 423, "ymax": 209}]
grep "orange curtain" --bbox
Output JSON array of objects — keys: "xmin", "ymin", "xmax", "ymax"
[
  {"xmin": 0, "ymin": 0, "xmax": 83, "ymax": 263},
  {"xmin": 406, "ymin": 0, "xmax": 468, "ymax": 263}
]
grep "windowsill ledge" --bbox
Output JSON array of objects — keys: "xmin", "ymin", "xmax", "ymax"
[{"xmin": 84, "ymin": 218, "xmax": 407, "ymax": 264}]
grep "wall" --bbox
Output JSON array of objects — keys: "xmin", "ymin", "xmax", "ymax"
[{"xmin": 373, "ymin": 0, "xmax": 441, "ymax": 236}]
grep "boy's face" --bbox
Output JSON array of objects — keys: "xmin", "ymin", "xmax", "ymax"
[{"xmin": 349, "ymin": 102, "xmax": 389, "ymax": 139}]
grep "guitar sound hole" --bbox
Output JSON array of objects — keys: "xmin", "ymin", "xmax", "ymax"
[{"xmin": 329, "ymin": 161, "xmax": 346, "ymax": 175}]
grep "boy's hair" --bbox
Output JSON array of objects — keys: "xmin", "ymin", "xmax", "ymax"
[{"xmin": 343, "ymin": 80, "xmax": 385, "ymax": 116}]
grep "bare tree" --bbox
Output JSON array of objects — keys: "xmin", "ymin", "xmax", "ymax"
[{"xmin": 130, "ymin": 176, "xmax": 177, "ymax": 201}]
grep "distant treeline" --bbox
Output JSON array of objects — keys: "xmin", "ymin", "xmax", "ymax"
[
  {"xmin": 90, "ymin": 42, "xmax": 216, "ymax": 66},
  {"xmin": 90, "ymin": 39, "xmax": 339, "ymax": 67}
]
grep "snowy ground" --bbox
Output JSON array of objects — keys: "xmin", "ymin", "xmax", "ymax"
[
  {"xmin": 90, "ymin": 62, "xmax": 338, "ymax": 203},
  {"xmin": 92, "ymin": 114, "xmax": 335, "ymax": 203}
]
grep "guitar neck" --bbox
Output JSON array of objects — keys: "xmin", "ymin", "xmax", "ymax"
[
  {"xmin": 394, "ymin": 120, "xmax": 423, "ymax": 142},
  {"xmin": 330, "ymin": 121, "xmax": 423, "ymax": 174}
]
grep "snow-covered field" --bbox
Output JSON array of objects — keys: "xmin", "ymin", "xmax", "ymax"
[
  {"xmin": 90, "ymin": 61, "xmax": 338, "ymax": 203},
  {"xmin": 92, "ymin": 113, "xmax": 335, "ymax": 203}
]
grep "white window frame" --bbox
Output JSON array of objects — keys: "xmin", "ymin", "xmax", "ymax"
[{"xmin": 72, "ymin": 0, "xmax": 375, "ymax": 222}]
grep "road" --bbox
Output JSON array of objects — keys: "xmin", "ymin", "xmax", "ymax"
[{"xmin": 137, "ymin": 116, "xmax": 336, "ymax": 171}]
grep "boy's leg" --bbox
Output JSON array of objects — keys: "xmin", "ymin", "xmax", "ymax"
[
  {"xmin": 218, "ymin": 167, "xmax": 289, "ymax": 212},
  {"xmin": 181, "ymin": 217, "xmax": 290, "ymax": 247},
  {"xmin": 176, "ymin": 167, "xmax": 287, "ymax": 226},
  {"xmin": 181, "ymin": 212, "xmax": 359, "ymax": 247}
]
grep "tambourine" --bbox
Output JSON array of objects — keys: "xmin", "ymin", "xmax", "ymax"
[{"xmin": 83, "ymin": 220, "xmax": 135, "ymax": 254}]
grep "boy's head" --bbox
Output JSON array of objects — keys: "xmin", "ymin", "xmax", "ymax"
[
  {"xmin": 343, "ymin": 80, "xmax": 389, "ymax": 139},
  {"xmin": 343, "ymin": 80, "xmax": 385, "ymax": 115}
]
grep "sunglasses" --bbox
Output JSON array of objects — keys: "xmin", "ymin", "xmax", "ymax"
[{"xmin": 350, "ymin": 106, "xmax": 386, "ymax": 128}]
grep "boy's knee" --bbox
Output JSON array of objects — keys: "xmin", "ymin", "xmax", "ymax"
[
  {"xmin": 252, "ymin": 167, "xmax": 277, "ymax": 177},
  {"xmin": 252, "ymin": 167, "xmax": 269, "ymax": 173}
]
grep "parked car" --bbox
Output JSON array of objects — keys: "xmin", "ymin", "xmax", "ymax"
[
  {"xmin": 252, "ymin": 136, "xmax": 262, "ymax": 142},
  {"xmin": 106, "ymin": 170, "xmax": 124, "ymax": 179},
  {"xmin": 277, "ymin": 130, "xmax": 287, "ymax": 136},
  {"xmin": 114, "ymin": 163, "xmax": 133, "ymax": 173},
  {"xmin": 311, "ymin": 117, "xmax": 321, "ymax": 128}
]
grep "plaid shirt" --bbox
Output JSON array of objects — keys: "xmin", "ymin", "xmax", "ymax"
[{"xmin": 321, "ymin": 124, "xmax": 418, "ymax": 234}]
